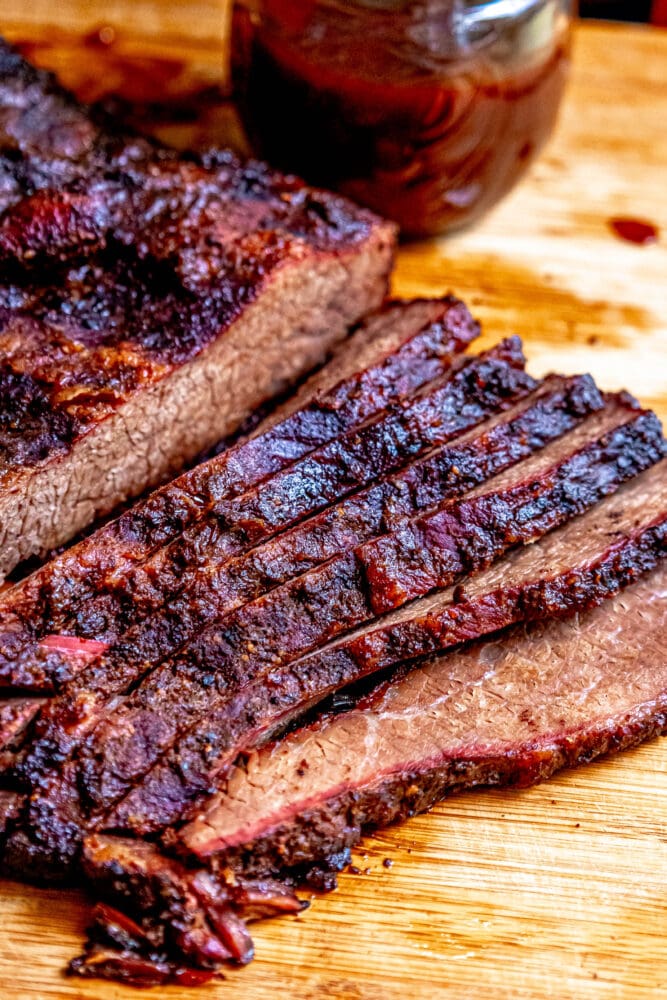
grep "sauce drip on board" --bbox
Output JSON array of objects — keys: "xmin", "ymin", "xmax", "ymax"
[{"xmin": 608, "ymin": 217, "xmax": 659, "ymax": 246}]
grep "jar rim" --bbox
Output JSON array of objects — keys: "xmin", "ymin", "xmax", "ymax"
[{"xmin": 461, "ymin": 0, "xmax": 555, "ymax": 22}]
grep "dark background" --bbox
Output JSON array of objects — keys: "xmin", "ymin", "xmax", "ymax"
[{"xmin": 580, "ymin": 1, "xmax": 653, "ymax": 18}]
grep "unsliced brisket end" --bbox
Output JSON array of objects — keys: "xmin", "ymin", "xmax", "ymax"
[
  {"xmin": 0, "ymin": 216, "xmax": 394, "ymax": 580},
  {"xmin": 0, "ymin": 41, "xmax": 398, "ymax": 578},
  {"xmin": 128, "ymin": 453, "xmax": 667, "ymax": 843},
  {"xmin": 181, "ymin": 519, "xmax": 667, "ymax": 872},
  {"xmin": 0, "ymin": 296, "xmax": 475, "ymax": 664}
]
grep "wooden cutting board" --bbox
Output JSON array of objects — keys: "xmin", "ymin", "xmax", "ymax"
[{"xmin": 1, "ymin": 10, "xmax": 667, "ymax": 999}]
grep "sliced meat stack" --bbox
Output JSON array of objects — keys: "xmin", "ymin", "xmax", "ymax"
[
  {"xmin": 186, "ymin": 549, "xmax": 667, "ymax": 871},
  {"xmin": 0, "ymin": 38, "xmax": 395, "ymax": 578},
  {"xmin": 0, "ymin": 38, "xmax": 665, "ymax": 994},
  {"xmin": 0, "ymin": 297, "xmax": 663, "ymax": 984}
]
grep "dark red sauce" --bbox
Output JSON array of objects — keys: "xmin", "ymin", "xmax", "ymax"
[
  {"xmin": 608, "ymin": 217, "xmax": 659, "ymax": 246},
  {"xmin": 232, "ymin": 1, "xmax": 571, "ymax": 237}
]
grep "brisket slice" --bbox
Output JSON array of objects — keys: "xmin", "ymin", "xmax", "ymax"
[
  {"xmin": 0, "ymin": 42, "xmax": 397, "ymax": 578},
  {"xmin": 8, "ymin": 336, "xmax": 523, "ymax": 672},
  {"xmin": 68, "ymin": 376, "xmax": 604, "ymax": 817},
  {"xmin": 0, "ymin": 296, "xmax": 475, "ymax": 658},
  {"xmin": 118, "ymin": 451, "xmax": 667, "ymax": 840},
  {"xmin": 71, "ymin": 508, "xmax": 667, "ymax": 984},
  {"xmin": 182, "ymin": 511, "xmax": 667, "ymax": 872}
]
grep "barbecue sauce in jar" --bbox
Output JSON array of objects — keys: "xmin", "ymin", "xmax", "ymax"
[{"xmin": 232, "ymin": 0, "xmax": 572, "ymax": 237}]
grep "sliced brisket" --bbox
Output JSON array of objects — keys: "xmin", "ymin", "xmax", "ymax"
[
  {"xmin": 4, "ymin": 38, "xmax": 667, "ymax": 991},
  {"xmin": 68, "ymin": 374, "xmax": 604, "ymax": 816},
  {"xmin": 0, "ymin": 343, "xmax": 538, "ymax": 870},
  {"xmin": 71, "ymin": 498, "xmax": 667, "ymax": 984},
  {"xmin": 4, "ymin": 395, "xmax": 661, "ymax": 877},
  {"xmin": 120, "ymin": 454, "xmax": 667, "ymax": 840},
  {"xmin": 0, "ymin": 296, "xmax": 476, "ymax": 665},
  {"xmin": 107, "ymin": 373, "xmax": 590, "ymax": 642},
  {"xmin": 5, "ymin": 338, "xmax": 529, "ymax": 708},
  {"xmin": 10, "ymin": 336, "xmax": 526, "ymax": 669},
  {"xmin": 181, "ymin": 515, "xmax": 667, "ymax": 872}
]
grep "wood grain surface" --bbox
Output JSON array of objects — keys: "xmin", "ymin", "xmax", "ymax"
[{"xmin": 1, "ymin": 10, "xmax": 667, "ymax": 999}]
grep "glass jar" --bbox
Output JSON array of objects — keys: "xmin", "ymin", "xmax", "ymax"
[{"xmin": 231, "ymin": 0, "xmax": 573, "ymax": 237}]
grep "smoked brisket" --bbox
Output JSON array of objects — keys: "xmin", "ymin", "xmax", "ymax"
[
  {"xmin": 129, "ymin": 454, "xmax": 667, "ymax": 841},
  {"xmin": 70, "ymin": 504, "xmax": 666, "ymax": 982},
  {"xmin": 4, "ymin": 398, "xmax": 662, "ymax": 876},
  {"xmin": 0, "ymin": 39, "xmax": 397, "ymax": 576},
  {"xmin": 2, "ymin": 39, "xmax": 667, "ymax": 992},
  {"xmin": 6, "ymin": 337, "xmax": 527, "ymax": 676},
  {"xmin": 1, "ymin": 340, "xmax": 531, "ymax": 718}
]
